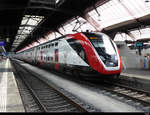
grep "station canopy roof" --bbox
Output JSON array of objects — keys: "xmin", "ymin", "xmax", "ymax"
[{"xmin": 0, "ymin": 0, "xmax": 150, "ymax": 52}]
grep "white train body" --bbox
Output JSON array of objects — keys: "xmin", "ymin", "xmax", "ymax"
[{"xmin": 15, "ymin": 32, "xmax": 122, "ymax": 77}]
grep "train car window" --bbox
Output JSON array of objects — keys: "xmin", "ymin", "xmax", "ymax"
[
  {"xmin": 51, "ymin": 57, "xmax": 53, "ymax": 61},
  {"xmin": 69, "ymin": 40, "xmax": 82, "ymax": 52},
  {"xmin": 67, "ymin": 38, "xmax": 75, "ymax": 43},
  {"xmin": 52, "ymin": 44, "xmax": 54, "ymax": 47},
  {"xmin": 55, "ymin": 43, "xmax": 58, "ymax": 46},
  {"xmin": 67, "ymin": 38, "xmax": 89, "ymax": 64}
]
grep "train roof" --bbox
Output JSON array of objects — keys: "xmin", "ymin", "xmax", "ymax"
[
  {"xmin": 17, "ymin": 34, "xmax": 67, "ymax": 53},
  {"xmin": 17, "ymin": 32, "xmax": 108, "ymax": 53}
]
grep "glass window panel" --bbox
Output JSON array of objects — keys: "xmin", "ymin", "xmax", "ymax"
[
  {"xmin": 114, "ymin": 33, "xmax": 133, "ymax": 41},
  {"xmin": 59, "ymin": 17, "xmax": 95, "ymax": 35},
  {"xmin": 17, "ymin": 30, "xmax": 22, "ymax": 34},
  {"xmin": 121, "ymin": 0, "xmax": 148, "ymax": 18},
  {"xmin": 21, "ymin": 18, "xmax": 28, "ymax": 25},
  {"xmin": 130, "ymin": 27, "xmax": 150, "ymax": 40},
  {"xmin": 16, "ymin": 35, "xmax": 20, "ymax": 38},
  {"xmin": 19, "ymin": 27, "xmax": 24, "ymax": 30},
  {"xmin": 55, "ymin": 32, "xmax": 61, "ymax": 38},
  {"xmin": 12, "ymin": 15, "xmax": 44, "ymax": 51},
  {"xmin": 27, "ymin": 19, "xmax": 38, "ymax": 26},
  {"xmin": 88, "ymin": 0, "xmax": 150, "ymax": 28}
]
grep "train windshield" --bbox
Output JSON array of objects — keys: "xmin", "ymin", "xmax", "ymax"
[{"xmin": 84, "ymin": 32, "xmax": 118, "ymax": 67}]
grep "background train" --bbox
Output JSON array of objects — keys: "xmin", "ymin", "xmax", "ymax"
[{"xmin": 14, "ymin": 32, "xmax": 122, "ymax": 78}]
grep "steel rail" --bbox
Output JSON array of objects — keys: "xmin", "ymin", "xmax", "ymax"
[
  {"xmin": 97, "ymin": 79, "xmax": 150, "ymax": 107},
  {"xmin": 11, "ymin": 59, "xmax": 88, "ymax": 112}
]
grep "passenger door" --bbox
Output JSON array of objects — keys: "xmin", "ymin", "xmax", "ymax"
[{"xmin": 54, "ymin": 43, "xmax": 59, "ymax": 70}]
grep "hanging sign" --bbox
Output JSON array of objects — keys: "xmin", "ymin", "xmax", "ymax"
[
  {"xmin": 136, "ymin": 42, "xmax": 143, "ymax": 47},
  {"xmin": 0, "ymin": 41, "xmax": 5, "ymax": 46}
]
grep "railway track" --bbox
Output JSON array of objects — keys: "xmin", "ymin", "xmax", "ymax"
[
  {"xmin": 14, "ymin": 75, "xmax": 41, "ymax": 112},
  {"xmin": 84, "ymin": 79, "xmax": 150, "ymax": 112},
  {"xmin": 11, "ymin": 59, "xmax": 150, "ymax": 112},
  {"xmin": 103, "ymin": 80, "xmax": 150, "ymax": 110},
  {"xmin": 11, "ymin": 60, "xmax": 96, "ymax": 112}
]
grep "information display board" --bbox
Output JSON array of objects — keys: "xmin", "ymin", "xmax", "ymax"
[
  {"xmin": 136, "ymin": 42, "xmax": 143, "ymax": 47},
  {"xmin": 0, "ymin": 41, "xmax": 5, "ymax": 46}
]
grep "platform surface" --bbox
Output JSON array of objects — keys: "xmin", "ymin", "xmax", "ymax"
[
  {"xmin": 121, "ymin": 68, "xmax": 150, "ymax": 80},
  {"xmin": 0, "ymin": 59, "xmax": 24, "ymax": 112}
]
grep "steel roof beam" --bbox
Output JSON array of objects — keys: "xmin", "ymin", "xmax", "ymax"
[
  {"xmin": 27, "ymin": 6, "xmax": 80, "ymax": 16},
  {"xmin": 30, "ymin": 0, "xmax": 56, "ymax": 5}
]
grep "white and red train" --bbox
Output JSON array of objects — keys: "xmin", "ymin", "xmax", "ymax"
[{"xmin": 15, "ymin": 32, "xmax": 122, "ymax": 78}]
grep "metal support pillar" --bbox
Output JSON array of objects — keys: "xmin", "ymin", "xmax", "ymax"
[
  {"xmin": 124, "ymin": 31, "xmax": 136, "ymax": 41},
  {"xmin": 138, "ymin": 47, "xmax": 142, "ymax": 56}
]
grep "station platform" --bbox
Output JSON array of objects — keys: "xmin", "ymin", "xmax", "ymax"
[
  {"xmin": 0, "ymin": 59, "xmax": 24, "ymax": 112},
  {"xmin": 121, "ymin": 68, "xmax": 150, "ymax": 81}
]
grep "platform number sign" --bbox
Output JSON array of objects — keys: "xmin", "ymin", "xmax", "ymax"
[{"xmin": 136, "ymin": 42, "xmax": 143, "ymax": 47}]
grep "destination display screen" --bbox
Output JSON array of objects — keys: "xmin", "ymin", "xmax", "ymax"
[{"xmin": 88, "ymin": 37, "xmax": 98, "ymax": 40}]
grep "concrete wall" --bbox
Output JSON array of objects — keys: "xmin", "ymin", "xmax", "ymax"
[
  {"xmin": 115, "ymin": 41, "xmax": 142, "ymax": 70},
  {"xmin": 142, "ymin": 48, "xmax": 150, "ymax": 56}
]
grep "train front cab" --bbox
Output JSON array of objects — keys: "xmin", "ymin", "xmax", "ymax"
[{"xmin": 70, "ymin": 32, "xmax": 122, "ymax": 78}]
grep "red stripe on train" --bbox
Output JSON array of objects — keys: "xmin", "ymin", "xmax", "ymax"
[{"xmin": 55, "ymin": 49, "xmax": 59, "ymax": 70}]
